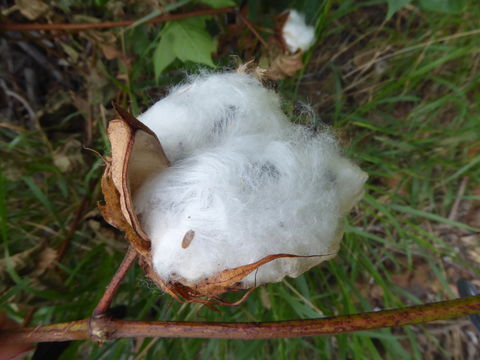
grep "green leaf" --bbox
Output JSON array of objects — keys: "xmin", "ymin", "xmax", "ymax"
[
  {"xmin": 390, "ymin": 204, "xmax": 480, "ymax": 232},
  {"xmin": 198, "ymin": 0, "xmax": 236, "ymax": 8},
  {"xmin": 153, "ymin": 25, "xmax": 177, "ymax": 79},
  {"xmin": 23, "ymin": 177, "xmax": 64, "ymax": 229},
  {"xmin": 418, "ymin": 0, "xmax": 466, "ymax": 13},
  {"xmin": 153, "ymin": 17, "xmax": 216, "ymax": 78},
  {"xmin": 169, "ymin": 18, "xmax": 216, "ymax": 68},
  {"xmin": 386, "ymin": 0, "xmax": 411, "ymax": 18},
  {"xmin": 131, "ymin": 26, "xmax": 150, "ymax": 56}
]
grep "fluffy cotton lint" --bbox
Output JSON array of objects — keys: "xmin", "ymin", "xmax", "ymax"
[
  {"xmin": 282, "ymin": 10, "xmax": 316, "ymax": 53},
  {"xmin": 138, "ymin": 72, "xmax": 289, "ymax": 163},
  {"xmin": 133, "ymin": 72, "xmax": 367, "ymax": 287}
]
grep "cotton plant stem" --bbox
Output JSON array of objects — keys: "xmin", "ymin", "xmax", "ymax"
[
  {"xmin": 0, "ymin": 8, "xmax": 234, "ymax": 32},
  {"xmin": 1, "ymin": 295, "xmax": 479, "ymax": 343},
  {"xmin": 238, "ymin": 13, "xmax": 269, "ymax": 49},
  {"xmin": 92, "ymin": 246, "xmax": 137, "ymax": 317}
]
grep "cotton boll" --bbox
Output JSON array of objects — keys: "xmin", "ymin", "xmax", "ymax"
[
  {"xmin": 282, "ymin": 10, "xmax": 316, "ymax": 53},
  {"xmin": 133, "ymin": 71, "xmax": 367, "ymax": 290},
  {"xmin": 134, "ymin": 129, "xmax": 366, "ymax": 286},
  {"xmin": 138, "ymin": 72, "xmax": 290, "ymax": 163}
]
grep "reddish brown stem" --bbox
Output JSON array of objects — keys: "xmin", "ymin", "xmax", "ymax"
[
  {"xmin": 93, "ymin": 246, "xmax": 137, "ymax": 317},
  {"xmin": 56, "ymin": 180, "xmax": 96, "ymax": 262},
  {"xmin": 1, "ymin": 296, "xmax": 479, "ymax": 343},
  {"xmin": 0, "ymin": 8, "xmax": 234, "ymax": 32},
  {"xmin": 238, "ymin": 13, "xmax": 269, "ymax": 49}
]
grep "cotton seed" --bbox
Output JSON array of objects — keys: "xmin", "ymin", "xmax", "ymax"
[{"xmin": 182, "ymin": 230, "xmax": 195, "ymax": 249}]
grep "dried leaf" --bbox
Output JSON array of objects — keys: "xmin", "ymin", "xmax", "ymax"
[
  {"xmin": 99, "ymin": 164, "xmax": 132, "ymax": 232},
  {"xmin": 266, "ymin": 52, "xmax": 304, "ymax": 80},
  {"xmin": 190, "ymin": 253, "xmax": 307, "ymax": 296},
  {"xmin": 384, "ymin": 173, "xmax": 407, "ymax": 195},
  {"xmin": 101, "ymin": 126, "xmax": 147, "ymax": 255},
  {"xmin": 0, "ymin": 244, "xmax": 65, "ymax": 305},
  {"xmin": 461, "ymin": 234, "xmax": 480, "ymax": 264},
  {"xmin": 236, "ymin": 60, "xmax": 267, "ymax": 80},
  {"xmin": 15, "ymin": 0, "xmax": 49, "ymax": 20},
  {"xmin": 159, "ymin": 253, "xmax": 329, "ymax": 304},
  {"xmin": 53, "ymin": 138, "xmax": 85, "ymax": 173},
  {"xmin": 99, "ymin": 104, "xmax": 170, "ymax": 257},
  {"xmin": 100, "ymin": 44, "xmax": 123, "ymax": 60},
  {"xmin": 0, "ymin": 244, "xmax": 56, "ymax": 284},
  {"xmin": 59, "ymin": 43, "xmax": 80, "ymax": 62},
  {"xmin": 82, "ymin": 30, "xmax": 126, "ymax": 61}
]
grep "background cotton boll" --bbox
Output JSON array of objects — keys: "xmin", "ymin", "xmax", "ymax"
[
  {"xmin": 134, "ymin": 130, "xmax": 365, "ymax": 286},
  {"xmin": 138, "ymin": 73, "xmax": 290, "ymax": 162},
  {"xmin": 282, "ymin": 10, "xmax": 316, "ymax": 53}
]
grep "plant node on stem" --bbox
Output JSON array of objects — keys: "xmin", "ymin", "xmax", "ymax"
[{"xmin": 89, "ymin": 246, "xmax": 137, "ymax": 344}]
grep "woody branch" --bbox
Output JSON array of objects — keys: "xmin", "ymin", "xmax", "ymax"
[{"xmin": 1, "ymin": 295, "xmax": 479, "ymax": 343}]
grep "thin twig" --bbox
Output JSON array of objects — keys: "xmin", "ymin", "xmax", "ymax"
[
  {"xmin": 0, "ymin": 296, "xmax": 479, "ymax": 343},
  {"xmin": 0, "ymin": 81, "xmax": 37, "ymax": 123},
  {"xmin": 0, "ymin": 79, "xmax": 53, "ymax": 153},
  {"xmin": 92, "ymin": 246, "xmax": 137, "ymax": 316},
  {"xmin": 0, "ymin": 8, "xmax": 234, "ymax": 32},
  {"xmin": 238, "ymin": 13, "xmax": 269, "ymax": 49}
]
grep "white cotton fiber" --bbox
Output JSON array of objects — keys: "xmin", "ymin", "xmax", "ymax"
[
  {"xmin": 282, "ymin": 10, "xmax": 316, "ymax": 53},
  {"xmin": 138, "ymin": 72, "xmax": 289, "ymax": 163},
  {"xmin": 134, "ymin": 72, "xmax": 367, "ymax": 287}
]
